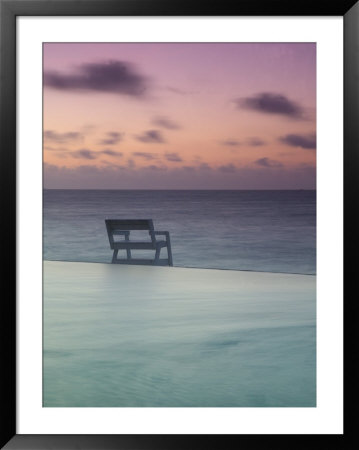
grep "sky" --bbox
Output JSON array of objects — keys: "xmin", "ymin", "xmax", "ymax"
[{"xmin": 43, "ymin": 43, "xmax": 316, "ymax": 189}]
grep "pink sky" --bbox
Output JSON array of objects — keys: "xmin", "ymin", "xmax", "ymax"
[{"xmin": 43, "ymin": 43, "xmax": 316, "ymax": 189}]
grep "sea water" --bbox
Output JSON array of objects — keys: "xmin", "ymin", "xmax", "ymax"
[{"xmin": 43, "ymin": 189, "xmax": 316, "ymax": 274}]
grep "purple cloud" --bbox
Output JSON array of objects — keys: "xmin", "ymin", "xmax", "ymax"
[
  {"xmin": 280, "ymin": 133, "xmax": 316, "ymax": 149},
  {"xmin": 136, "ymin": 130, "xmax": 165, "ymax": 144},
  {"xmin": 152, "ymin": 116, "xmax": 181, "ymax": 130},
  {"xmin": 101, "ymin": 149, "xmax": 123, "ymax": 157},
  {"xmin": 165, "ymin": 152, "xmax": 183, "ymax": 162},
  {"xmin": 44, "ymin": 146, "xmax": 69, "ymax": 152},
  {"xmin": 218, "ymin": 163, "xmax": 237, "ymax": 173},
  {"xmin": 44, "ymin": 60, "xmax": 148, "ymax": 96},
  {"xmin": 144, "ymin": 165, "xmax": 167, "ymax": 171},
  {"xmin": 98, "ymin": 132, "xmax": 123, "ymax": 145},
  {"xmin": 198, "ymin": 162, "xmax": 212, "ymax": 170},
  {"xmin": 44, "ymin": 130, "xmax": 83, "ymax": 143},
  {"xmin": 132, "ymin": 152, "xmax": 157, "ymax": 160},
  {"xmin": 127, "ymin": 159, "xmax": 136, "ymax": 169},
  {"xmin": 254, "ymin": 157, "xmax": 283, "ymax": 168},
  {"xmin": 237, "ymin": 92, "xmax": 304, "ymax": 119},
  {"xmin": 70, "ymin": 149, "xmax": 98, "ymax": 160},
  {"xmin": 44, "ymin": 162, "xmax": 315, "ymax": 189}
]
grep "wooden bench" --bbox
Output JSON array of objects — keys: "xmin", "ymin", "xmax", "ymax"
[{"xmin": 105, "ymin": 219, "xmax": 173, "ymax": 266}]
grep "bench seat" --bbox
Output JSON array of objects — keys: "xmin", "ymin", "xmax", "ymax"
[{"xmin": 113, "ymin": 240, "xmax": 167, "ymax": 250}]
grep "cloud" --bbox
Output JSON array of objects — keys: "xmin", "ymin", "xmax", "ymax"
[
  {"xmin": 127, "ymin": 159, "xmax": 136, "ymax": 169},
  {"xmin": 143, "ymin": 164, "xmax": 167, "ymax": 171},
  {"xmin": 237, "ymin": 92, "xmax": 304, "ymax": 119},
  {"xmin": 132, "ymin": 152, "xmax": 157, "ymax": 160},
  {"xmin": 254, "ymin": 157, "xmax": 284, "ymax": 168},
  {"xmin": 218, "ymin": 163, "xmax": 237, "ymax": 173},
  {"xmin": 44, "ymin": 162, "xmax": 315, "ymax": 189},
  {"xmin": 135, "ymin": 130, "xmax": 165, "ymax": 143},
  {"xmin": 279, "ymin": 133, "xmax": 316, "ymax": 149},
  {"xmin": 101, "ymin": 149, "xmax": 123, "ymax": 157},
  {"xmin": 44, "ymin": 60, "xmax": 148, "ymax": 96},
  {"xmin": 152, "ymin": 116, "xmax": 181, "ymax": 130},
  {"xmin": 165, "ymin": 152, "xmax": 183, "ymax": 162},
  {"xmin": 221, "ymin": 139, "xmax": 241, "ymax": 147},
  {"xmin": 44, "ymin": 130, "xmax": 83, "ymax": 143},
  {"xmin": 70, "ymin": 149, "xmax": 98, "ymax": 160},
  {"xmin": 98, "ymin": 132, "xmax": 123, "ymax": 145},
  {"xmin": 66, "ymin": 148, "xmax": 123, "ymax": 159},
  {"xmin": 44, "ymin": 146, "xmax": 69, "ymax": 152},
  {"xmin": 247, "ymin": 137, "xmax": 266, "ymax": 146},
  {"xmin": 198, "ymin": 162, "xmax": 212, "ymax": 170},
  {"xmin": 221, "ymin": 137, "xmax": 265, "ymax": 147}
]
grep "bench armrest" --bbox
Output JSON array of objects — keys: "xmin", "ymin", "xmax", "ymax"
[
  {"xmin": 154, "ymin": 231, "xmax": 173, "ymax": 265},
  {"xmin": 154, "ymin": 231, "xmax": 170, "ymax": 237},
  {"xmin": 154, "ymin": 231, "xmax": 171, "ymax": 246}
]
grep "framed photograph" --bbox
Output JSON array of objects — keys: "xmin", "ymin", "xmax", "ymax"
[{"xmin": 1, "ymin": 0, "xmax": 357, "ymax": 448}]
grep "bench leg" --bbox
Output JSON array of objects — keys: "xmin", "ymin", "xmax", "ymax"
[
  {"xmin": 167, "ymin": 245, "xmax": 173, "ymax": 266},
  {"xmin": 165, "ymin": 235, "xmax": 173, "ymax": 266},
  {"xmin": 154, "ymin": 247, "xmax": 161, "ymax": 264},
  {"xmin": 112, "ymin": 249, "xmax": 119, "ymax": 263},
  {"xmin": 125, "ymin": 235, "xmax": 131, "ymax": 260}
]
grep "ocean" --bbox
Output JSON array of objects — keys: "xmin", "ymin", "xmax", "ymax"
[{"xmin": 43, "ymin": 189, "xmax": 316, "ymax": 274}]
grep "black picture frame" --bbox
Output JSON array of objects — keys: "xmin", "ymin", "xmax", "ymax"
[{"xmin": 1, "ymin": 0, "xmax": 357, "ymax": 448}]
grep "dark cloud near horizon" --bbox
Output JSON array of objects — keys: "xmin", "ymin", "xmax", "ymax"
[
  {"xmin": 70, "ymin": 149, "xmax": 98, "ymax": 160},
  {"xmin": 98, "ymin": 132, "xmax": 123, "ymax": 145},
  {"xmin": 198, "ymin": 162, "xmax": 212, "ymax": 170},
  {"xmin": 69, "ymin": 148, "xmax": 123, "ymax": 160},
  {"xmin": 165, "ymin": 152, "xmax": 183, "ymax": 162},
  {"xmin": 44, "ymin": 161, "xmax": 315, "ymax": 189},
  {"xmin": 237, "ymin": 92, "xmax": 305, "ymax": 119},
  {"xmin": 44, "ymin": 130, "xmax": 83, "ymax": 143},
  {"xmin": 219, "ymin": 163, "xmax": 237, "ymax": 173},
  {"xmin": 101, "ymin": 149, "xmax": 123, "ymax": 157},
  {"xmin": 44, "ymin": 146, "xmax": 69, "ymax": 152},
  {"xmin": 255, "ymin": 157, "xmax": 283, "ymax": 168},
  {"xmin": 144, "ymin": 164, "xmax": 167, "ymax": 171},
  {"xmin": 280, "ymin": 133, "xmax": 316, "ymax": 149},
  {"xmin": 132, "ymin": 152, "xmax": 157, "ymax": 160},
  {"xmin": 127, "ymin": 159, "xmax": 136, "ymax": 169},
  {"xmin": 44, "ymin": 60, "xmax": 148, "ymax": 96},
  {"xmin": 152, "ymin": 116, "xmax": 181, "ymax": 130},
  {"xmin": 136, "ymin": 130, "xmax": 165, "ymax": 143}
]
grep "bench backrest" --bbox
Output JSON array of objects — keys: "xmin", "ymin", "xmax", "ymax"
[{"xmin": 105, "ymin": 219, "xmax": 155, "ymax": 247}]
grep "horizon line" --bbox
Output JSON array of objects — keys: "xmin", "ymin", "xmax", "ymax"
[{"xmin": 43, "ymin": 188, "xmax": 316, "ymax": 191}]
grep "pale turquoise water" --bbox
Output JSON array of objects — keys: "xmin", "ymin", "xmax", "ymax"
[{"xmin": 43, "ymin": 262, "xmax": 316, "ymax": 407}]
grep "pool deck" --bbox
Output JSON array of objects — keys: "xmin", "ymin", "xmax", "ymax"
[{"xmin": 43, "ymin": 261, "xmax": 316, "ymax": 407}]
